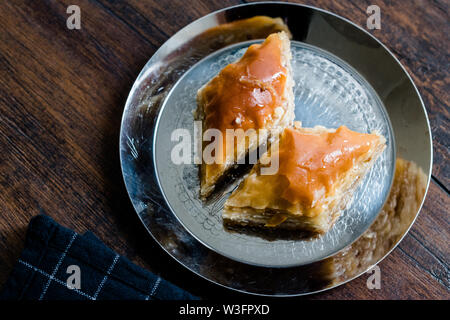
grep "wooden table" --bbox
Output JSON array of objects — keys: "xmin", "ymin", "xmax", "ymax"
[{"xmin": 1, "ymin": 0, "xmax": 448, "ymax": 300}]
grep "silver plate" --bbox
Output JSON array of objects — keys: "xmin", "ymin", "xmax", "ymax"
[
  {"xmin": 120, "ymin": 2, "xmax": 432, "ymax": 295},
  {"xmin": 154, "ymin": 40, "xmax": 395, "ymax": 267}
]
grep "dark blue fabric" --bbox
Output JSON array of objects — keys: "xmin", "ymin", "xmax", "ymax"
[{"xmin": 0, "ymin": 215, "xmax": 197, "ymax": 300}]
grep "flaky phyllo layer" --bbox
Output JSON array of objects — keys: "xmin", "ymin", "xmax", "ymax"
[
  {"xmin": 224, "ymin": 123, "xmax": 386, "ymax": 234},
  {"xmin": 194, "ymin": 28, "xmax": 386, "ymax": 235},
  {"xmin": 195, "ymin": 31, "xmax": 295, "ymax": 198}
]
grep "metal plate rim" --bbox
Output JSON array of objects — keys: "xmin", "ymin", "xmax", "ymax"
[
  {"xmin": 152, "ymin": 39, "xmax": 397, "ymax": 268},
  {"xmin": 119, "ymin": 2, "xmax": 433, "ymax": 296}
]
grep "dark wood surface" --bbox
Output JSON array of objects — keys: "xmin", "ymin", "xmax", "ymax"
[{"xmin": 0, "ymin": 0, "xmax": 448, "ymax": 300}]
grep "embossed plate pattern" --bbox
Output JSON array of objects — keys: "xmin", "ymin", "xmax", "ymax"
[
  {"xmin": 154, "ymin": 41, "xmax": 395, "ymax": 267},
  {"xmin": 120, "ymin": 2, "xmax": 432, "ymax": 295}
]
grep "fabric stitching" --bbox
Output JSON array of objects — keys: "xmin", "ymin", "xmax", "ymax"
[
  {"xmin": 42, "ymin": 242, "xmax": 152, "ymax": 295},
  {"xmin": 18, "ymin": 219, "xmax": 57, "ymax": 300},
  {"xmin": 144, "ymin": 276, "xmax": 161, "ymax": 300},
  {"xmin": 150, "ymin": 277, "xmax": 161, "ymax": 297},
  {"xmin": 39, "ymin": 232, "xmax": 77, "ymax": 300},
  {"xmin": 13, "ymin": 217, "xmax": 192, "ymax": 301},
  {"xmin": 92, "ymin": 254, "xmax": 119, "ymax": 300},
  {"xmin": 19, "ymin": 260, "xmax": 94, "ymax": 300}
]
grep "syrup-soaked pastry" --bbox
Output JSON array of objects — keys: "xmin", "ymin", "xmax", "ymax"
[
  {"xmin": 196, "ymin": 31, "xmax": 295, "ymax": 198},
  {"xmin": 223, "ymin": 122, "xmax": 386, "ymax": 234}
]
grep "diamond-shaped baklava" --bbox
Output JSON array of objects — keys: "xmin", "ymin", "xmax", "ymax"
[
  {"xmin": 195, "ymin": 31, "xmax": 295, "ymax": 198},
  {"xmin": 223, "ymin": 122, "xmax": 386, "ymax": 234}
]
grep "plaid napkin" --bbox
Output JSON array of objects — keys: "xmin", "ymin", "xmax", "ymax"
[{"xmin": 0, "ymin": 215, "xmax": 197, "ymax": 300}]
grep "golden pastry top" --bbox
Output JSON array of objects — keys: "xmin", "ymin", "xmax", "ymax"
[
  {"xmin": 202, "ymin": 33, "xmax": 287, "ymax": 133},
  {"xmin": 277, "ymin": 126, "xmax": 379, "ymax": 208}
]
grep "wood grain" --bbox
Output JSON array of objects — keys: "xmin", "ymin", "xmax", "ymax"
[{"xmin": 0, "ymin": 0, "xmax": 448, "ymax": 299}]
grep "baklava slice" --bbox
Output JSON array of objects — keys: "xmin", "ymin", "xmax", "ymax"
[
  {"xmin": 223, "ymin": 122, "xmax": 386, "ymax": 234},
  {"xmin": 196, "ymin": 31, "xmax": 295, "ymax": 199}
]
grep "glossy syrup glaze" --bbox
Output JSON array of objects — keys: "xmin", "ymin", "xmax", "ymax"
[
  {"xmin": 277, "ymin": 126, "xmax": 379, "ymax": 208},
  {"xmin": 203, "ymin": 33, "xmax": 287, "ymax": 133}
]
